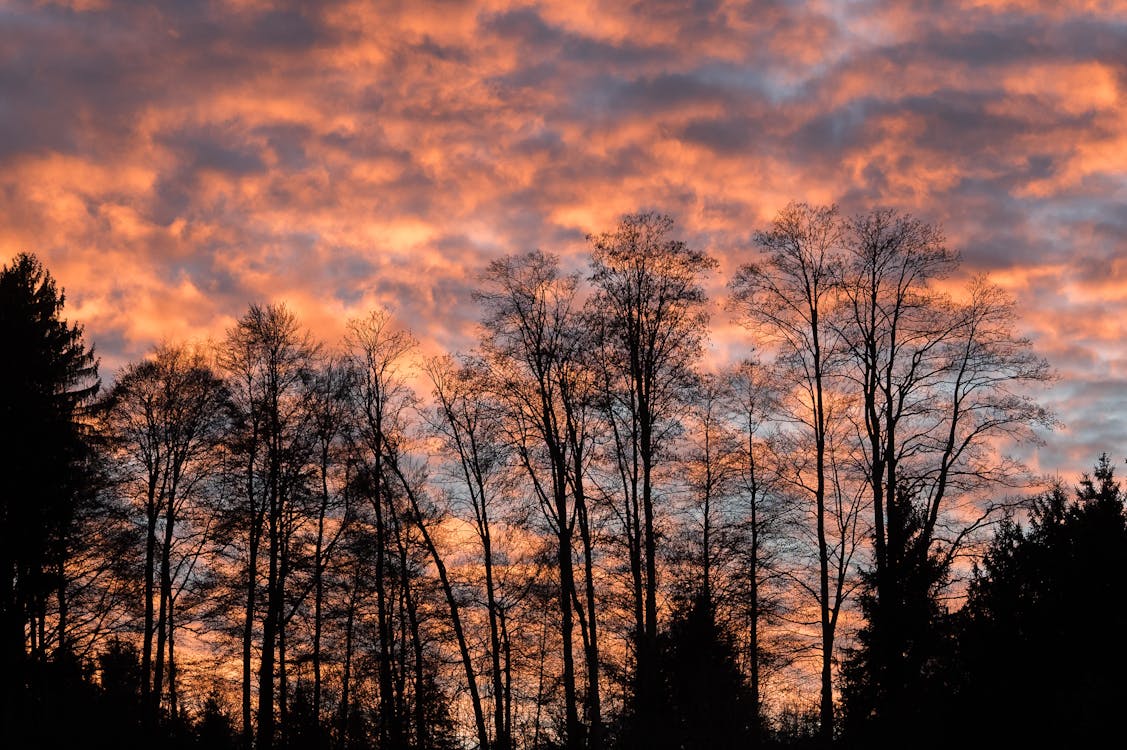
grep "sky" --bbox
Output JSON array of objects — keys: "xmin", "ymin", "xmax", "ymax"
[{"xmin": 1, "ymin": 0, "xmax": 1125, "ymax": 479}]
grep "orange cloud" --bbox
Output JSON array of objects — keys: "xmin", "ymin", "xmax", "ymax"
[{"xmin": 0, "ymin": 0, "xmax": 1124, "ymax": 478}]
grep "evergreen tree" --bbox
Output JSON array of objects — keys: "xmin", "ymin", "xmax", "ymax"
[
  {"xmin": 956, "ymin": 454, "xmax": 1127, "ymax": 745},
  {"xmin": 0, "ymin": 253, "xmax": 99, "ymax": 744},
  {"xmin": 196, "ymin": 691, "xmax": 238, "ymax": 750},
  {"xmin": 651, "ymin": 593, "xmax": 751, "ymax": 750},
  {"xmin": 840, "ymin": 487, "xmax": 955, "ymax": 747}
]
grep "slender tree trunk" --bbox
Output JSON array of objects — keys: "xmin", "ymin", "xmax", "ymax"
[
  {"xmin": 278, "ymin": 509, "xmax": 291, "ymax": 747},
  {"xmin": 372, "ymin": 473, "xmax": 398, "ymax": 749},
  {"xmin": 813, "ymin": 330, "xmax": 835, "ymax": 743},
  {"xmin": 389, "ymin": 458, "xmax": 491, "ymax": 750},
  {"xmin": 557, "ymin": 514, "xmax": 581, "ymax": 750},
  {"xmin": 745, "ymin": 426, "xmax": 762, "ymax": 739},
  {"xmin": 532, "ymin": 611, "xmax": 548, "ymax": 750},
  {"xmin": 393, "ymin": 512, "xmax": 411, "ymax": 745},
  {"xmin": 242, "ymin": 526, "xmax": 259, "ymax": 750},
  {"xmin": 257, "ymin": 489, "xmax": 280, "ymax": 750},
  {"xmin": 154, "ymin": 481, "xmax": 177, "ymax": 718},
  {"xmin": 641, "ymin": 406, "xmax": 658, "ymax": 649},
  {"xmin": 154, "ymin": 583, "xmax": 167, "ymax": 717},
  {"xmin": 141, "ymin": 479, "xmax": 159, "ymax": 723},
  {"xmin": 338, "ymin": 567, "xmax": 358, "ymax": 750},
  {"xmin": 312, "ymin": 464, "xmax": 328, "ymax": 733},
  {"xmin": 241, "ymin": 421, "xmax": 261, "ymax": 750},
  {"xmin": 168, "ymin": 595, "xmax": 178, "ymax": 719},
  {"xmin": 481, "ymin": 516, "xmax": 509, "ymax": 750},
  {"xmin": 404, "ymin": 558, "xmax": 427, "ymax": 750},
  {"xmin": 500, "ymin": 607, "xmax": 513, "ymax": 747},
  {"xmin": 749, "ymin": 504, "xmax": 761, "ymax": 737},
  {"xmin": 575, "ymin": 488, "xmax": 602, "ymax": 750}
]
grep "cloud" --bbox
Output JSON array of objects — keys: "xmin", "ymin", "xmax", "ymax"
[{"xmin": 0, "ymin": 0, "xmax": 1124, "ymax": 476}]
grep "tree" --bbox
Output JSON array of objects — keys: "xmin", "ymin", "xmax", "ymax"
[
  {"xmin": 426, "ymin": 355, "xmax": 516, "ymax": 750},
  {"xmin": 218, "ymin": 303, "xmax": 318, "ymax": 750},
  {"xmin": 954, "ymin": 455, "xmax": 1127, "ymax": 747},
  {"xmin": 304, "ymin": 355, "xmax": 354, "ymax": 744},
  {"xmin": 345, "ymin": 308, "xmax": 419, "ymax": 750},
  {"xmin": 348, "ymin": 307, "xmax": 493, "ymax": 750},
  {"xmin": 101, "ymin": 343, "xmax": 226, "ymax": 727},
  {"xmin": 0, "ymin": 253, "xmax": 99, "ymax": 743},
  {"xmin": 724, "ymin": 359, "xmax": 788, "ymax": 739},
  {"xmin": 835, "ymin": 209, "xmax": 1052, "ymax": 737},
  {"xmin": 839, "ymin": 484, "xmax": 953, "ymax": 746},
  {"xmin": 586, "ymin": 212, "xmax": 716, "ymax": 747},
  {"xmin": 476, "ymin": 250, "xmax": 591, "ymax": 750},
  {"xmin": 729, "ymin": 203, "xmax": 859, "ymax": 741},
  {"xmin": 655, "ymin": 593, "xmax": 751, "ymax": 750}
]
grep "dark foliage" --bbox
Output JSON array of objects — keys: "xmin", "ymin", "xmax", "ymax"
[
  {"xmin": 842, "ymin": 455, "xmax": 1127, "ymax": 748},
  {"xmin": 622, "ymin": 593, "xmax": 752, "ymax": 750},
  {"xmin": 839, "ymin": 488, "xmax": 955, "ymax": 747},
  {"xmin": 0, "ymin": 252, "xmax": 100, "ymax": 745},
  {"xmin": 955, "ymin": 454, "xmax": 1127, "ymax": 746}
]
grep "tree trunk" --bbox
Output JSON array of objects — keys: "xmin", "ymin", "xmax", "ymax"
[{"xmin": 389, "ymin": 457, "xmax": 491, "ymax": 750}]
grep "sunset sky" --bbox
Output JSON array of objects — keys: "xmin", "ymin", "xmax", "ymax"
[{"xmin": 2, "ymin": 0, "xmax": 1124, "ymax": 479}]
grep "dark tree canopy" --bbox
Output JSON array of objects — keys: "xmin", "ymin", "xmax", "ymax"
[
  {"xmin": 843, "ymin": 455, "xmax": 1127, "ymax": 748},
  {"xmin": 956, "ymin": 454, "xmax": 1127, "ymax": 746},
  {"xmin": 0, "ymin": 252, "xmax": 100, "ymax": 743}
]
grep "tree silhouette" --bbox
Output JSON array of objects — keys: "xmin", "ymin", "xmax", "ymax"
[
  {"xmin": 0, "ymin": 253, "xmax": 99, "ymax": 744},
  {"xmin": 587, "ymin": 212, "xmax": 716, "ymax": 749},
  {"xmin": 955, "ymin": 454, "xmax": 1127, "ymax": 746},
  {"xmin": 839, "ymin": 485, "xmax": 954, "ymax": 746},
  {"xmin": 729, "ymin": 203, "xmax": 857, "ymax": 742},
  {"xmin": 100, "ymin": 343, "xmax": 227, "ymax": 729},
  {"xmin": 654, "ymin": 593, "xmax": 751, "ymax": 750}
]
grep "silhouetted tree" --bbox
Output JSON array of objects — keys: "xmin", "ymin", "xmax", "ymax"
[
  {"xmin": 101, "ymin": 343, "xmax": 227, "ymax": 727},
  {"xmin": 725, "ymin": 359, "xmax": 789, "ymax": 740},
  {"xmin": 305, "ymin": 355, "xmax": 354, "ymax": 747},
  {"xmin": 345, "ymin": 307, "xmax": 427, "ymax": 749},
  {"xmin": 954, "ymin": 454, "xmax": 1127, "ymax": 746},
  {"xmin": 839, "ymin": 485, "xmax": 954, "ymax": 746},
  {"xmin": 0, "ymin": 253, "xmax": 100, "ymax": 744},
  {"xmin": 197, "ymin": 690, "xmax": 239, "ymax": 750},
  {"xmin": 654, "ymin": 593, "xmax": 751, "ymax": 750},
  {"xmin": 218, "ymin": 303, "xmax": 318, "ymax": 750},
  {"xmin": 730, "ymin": 203, "xmax": 858, "ymax": 741},
  {"xmin": 427, "ymin": 355, "xmax": 518, "ymax": 750},
  {"xmin": 97, "ymin": 636, "xmax": 145, "ymax": 743},
  {"xmin": 835, "ymin": 209, "xmax": 1052, "ymax": 735},
  {"xmin": 477, "ymin": 250, "xmax": 590, "ymax": 750},
  {"xmin": 587, "ymin": 212, "xmax": 716, "ymax": 748}
]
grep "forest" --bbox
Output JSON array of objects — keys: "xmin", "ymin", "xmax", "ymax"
[{"xmin": 2, "ymin": 203, "xmax": 1124, "ymax": 749}]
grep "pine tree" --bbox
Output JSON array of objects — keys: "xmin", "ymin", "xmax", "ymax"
[
  {"xmin": 958, "ymin": 455, "xmax": 1127, "ymax": 745},
  {"xmin": 1, "ymin": 253, "xmax": 99, "ymax": 743}
]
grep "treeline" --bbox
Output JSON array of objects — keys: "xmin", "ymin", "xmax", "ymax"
[{"xmin": 2, "ymin": 204, "xmax": 1121, "ymax": 749}]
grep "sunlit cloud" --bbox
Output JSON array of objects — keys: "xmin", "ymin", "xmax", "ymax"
[{"xmin": 1, "ymin": 0, "xmax": 1125, "ymax": 478}]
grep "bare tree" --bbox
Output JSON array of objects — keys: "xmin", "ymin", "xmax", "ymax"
[
  {"xmin": 348, "ymin": 308, "xmax": 491, "ymax": 750},
  {"xmin": 729, "ymin": 203, "xmax": 857, "ymax": 741},
  {"xmin": 476, "ymin": 250, "xmax": 592, "ymax": 750},
  {"xmin": 678, "ymin": 373, "xmax": 739, "ymax": 607},
  {"xmin": 426, "ymin": 355, "xmax": 517, "ymax": 750},
  {"xmin": 345, "ymin": 308, "xmax": 416, "ymax": 750},
  {"xmin": 218, "ymin": 303, "xmax": 317, "ymax": 750},
  {"xmin": 835, "ymin": 210, "xmax": 1053, "ymax": 726},
  {"xmin": 585, "ymin": 212, "xmax": 716, "ymax": 745},
  {"xmin": 101, "ymin": 343, "xmax": 226, "ymax": 727},
  {"xmin": 305, "ymin": 355, "xmax": 354, "ymax": 738}
]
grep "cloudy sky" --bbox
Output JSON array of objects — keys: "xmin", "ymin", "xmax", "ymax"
[{"xmin": 2, "ymin": 0, "xmax": 1124, "ymax": 478}]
